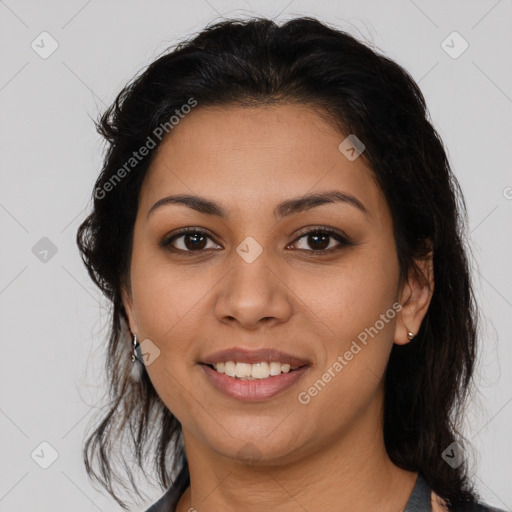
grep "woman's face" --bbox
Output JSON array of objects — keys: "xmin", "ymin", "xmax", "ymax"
[{"xmin": 122, "ymin": 103, "xmax": 430, "ymax": 466}]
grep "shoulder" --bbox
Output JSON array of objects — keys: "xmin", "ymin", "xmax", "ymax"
[
  {"xmin": 142, "ymin": 489, "xmax": 174, "ymax": 512},
  {"xmin": 471, "ymin": 505, "xmax": 508, "ymax": 512},
  {"xmin": 143, "ymin": 484, "xmax": 184, "ymax": 512},
  {"xmin": 432, "ymin": 491, "xmax": 507, "ymax": 512},
  {"xmin": 467, "ymin": 504, "xmax": 507, "ymax": 512},
  {"xmin": 143, "ymin": 467, "xmax": 189, "ymax": 512}
]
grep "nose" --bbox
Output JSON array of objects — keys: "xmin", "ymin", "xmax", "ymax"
[{"xmin": 214, "ymin": 251, "xmax": 293, "ymax": 330}]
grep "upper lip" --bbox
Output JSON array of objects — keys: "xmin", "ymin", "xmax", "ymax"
[{"xmin": 200, "ymin": 347, "xmax": 310, "ymax": 366}]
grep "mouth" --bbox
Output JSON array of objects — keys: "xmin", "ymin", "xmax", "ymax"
[
  {"xmin": 198, "ymin": 347, "xmax": 311, "ymax": 400},
  {"xmin": 199, "ymin": 362, "xmax": 310, "ymax": 401},
  {"xmin": 200, "ymin": 361, "xmax": 307, "ymax": 380}
]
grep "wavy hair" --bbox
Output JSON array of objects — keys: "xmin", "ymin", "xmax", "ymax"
[{"xmin": 77, "ymin": 16, "xmax": 479, "ymax": 510}]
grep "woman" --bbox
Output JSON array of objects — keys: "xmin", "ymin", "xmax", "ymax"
[{"xmin": 77, "ymin": 16, "xmax": 505, "ymax": 512}]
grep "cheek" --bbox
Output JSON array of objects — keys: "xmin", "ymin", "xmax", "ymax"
[
  {"xmin": 129, "ymin": 259, "xmax": 209, "ymax": 418},
  {"xmin": 291, "ymin": 242, "xmax": 399, "ymax": 401},
  {"xmin": 129, "ymin": 253, "xmax": 220, "ymax": 402},
  {"xmin": 130, "ymin": 246, "xmax": 211, "ymax": 340},
  {"xmin": 294, "ymin": 269, "xmax": 397, "ymax": 437},
  {"xmin": 294, "ymin": 244, "xmax": 399, "ymax": 339}
]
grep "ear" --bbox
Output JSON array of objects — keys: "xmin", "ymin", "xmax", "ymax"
[
  {"xmin": 394, "ymin": 246, "xmax": 434, "ymax": 346},
  {"xmin": 121, "ymin": 285, "xmax": 139, "ymax": 336}
]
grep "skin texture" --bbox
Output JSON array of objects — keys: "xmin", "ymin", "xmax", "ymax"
[{"xmin": 122, "ymin": 104, "xmax": 434, "ymax": 512}]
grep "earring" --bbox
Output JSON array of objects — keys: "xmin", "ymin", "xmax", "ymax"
[
  {"xmin": 129, "ymin": 333, "xmax": 144, "ymax": 381},
  {"xmin": 407, "ymin": 330, "xmax": 415, "ymax": 340},
  {"xmin": 131, "ymin": 333, "xmax": 140, "ymax": 363}
]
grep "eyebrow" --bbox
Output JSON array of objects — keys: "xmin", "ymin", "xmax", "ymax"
[{"xmin": 147, "ymin": 190, "xmax": 369, "ymax": 220}]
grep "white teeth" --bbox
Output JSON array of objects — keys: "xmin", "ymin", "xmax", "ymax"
[
  {"xmin": 269, "ymin": 361, "xmax": 282, "ymax": 376},
  {"xmin": 224, "ymin": 361, "xmax": 236, "ymax": 377},
  {"xmin": 212, "ymin": 361, "xmax": 301, "ymax": 379},
  {"xmin": 251, "ymin": 362, "xmax": 270, "ymax": 379},
  {"xmin": 235, "ymin": 362, "xmax": 252, "ymax": 378}
]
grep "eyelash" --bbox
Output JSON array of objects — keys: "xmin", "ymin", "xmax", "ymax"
[{"xmin": 159, "ymin": 226, "xmax": 354, "ymax": 256}]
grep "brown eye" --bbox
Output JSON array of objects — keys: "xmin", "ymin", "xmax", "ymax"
[
  {"xmin": 160, "ymin": 226, "xmax": 354, "ymax": 256},
  {"xmin": 160, "ymin": 228, "xmax": 221, "ymax": 253},
  {"xmin": 289, "ymin": 228, "xmax": 353, "ymax": 254},
  {"xmin": 180, "ymin": 232, "xmax": 208, "ymax": 250}
]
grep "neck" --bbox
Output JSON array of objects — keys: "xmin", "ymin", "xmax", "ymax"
[{"xmin": 176, "ymin": 389, "xmax": 417, "ymax": 512}]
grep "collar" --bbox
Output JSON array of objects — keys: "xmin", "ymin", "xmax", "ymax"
[{"xmin": 144, "ymin": 469, "xmax": 432, "ymax": 511}]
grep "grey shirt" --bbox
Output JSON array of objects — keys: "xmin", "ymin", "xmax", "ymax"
[{"xmin": 144, "ymin": 466, "xmax": 506, "ymax": 512}]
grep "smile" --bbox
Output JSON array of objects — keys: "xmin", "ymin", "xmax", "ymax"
[
  {"xmin": 199, "ymin": 363, "xmax": 309, "ymax": 401},
  {"xmin": 209, "ymin": 361, "xmax": 302, "ymax": 380}
]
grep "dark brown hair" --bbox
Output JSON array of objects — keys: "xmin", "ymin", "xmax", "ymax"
[{"xmin": 77, "ymin": 16, "xmax": 480, "ymax": 510}]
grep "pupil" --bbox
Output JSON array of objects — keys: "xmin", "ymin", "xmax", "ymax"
[
  {"xmin": 310, "ymin": 233, "xmax": 328, "ymax": 250},
  {"xmin": 185, "ymin": 233, "xmax": 206, "ymax": 250}
]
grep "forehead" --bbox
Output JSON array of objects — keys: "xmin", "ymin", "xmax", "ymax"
[{"xmin": 140, "ymin": 104, "xmax": 387, "ymax": 221}]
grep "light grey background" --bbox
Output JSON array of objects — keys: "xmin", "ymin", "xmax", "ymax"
[{"xmin": 1, "ymin": 1, "xmax": 511, "ymax": 511}]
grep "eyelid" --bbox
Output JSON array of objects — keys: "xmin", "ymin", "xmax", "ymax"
[{"xmin": 292, "ymin": 225, "xmax": 351, "ymax": 242}]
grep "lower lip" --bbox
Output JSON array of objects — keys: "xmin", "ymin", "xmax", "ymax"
[{"xmin": 199, "ymin": 364, "xmax": 309, "ymax": 402}]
